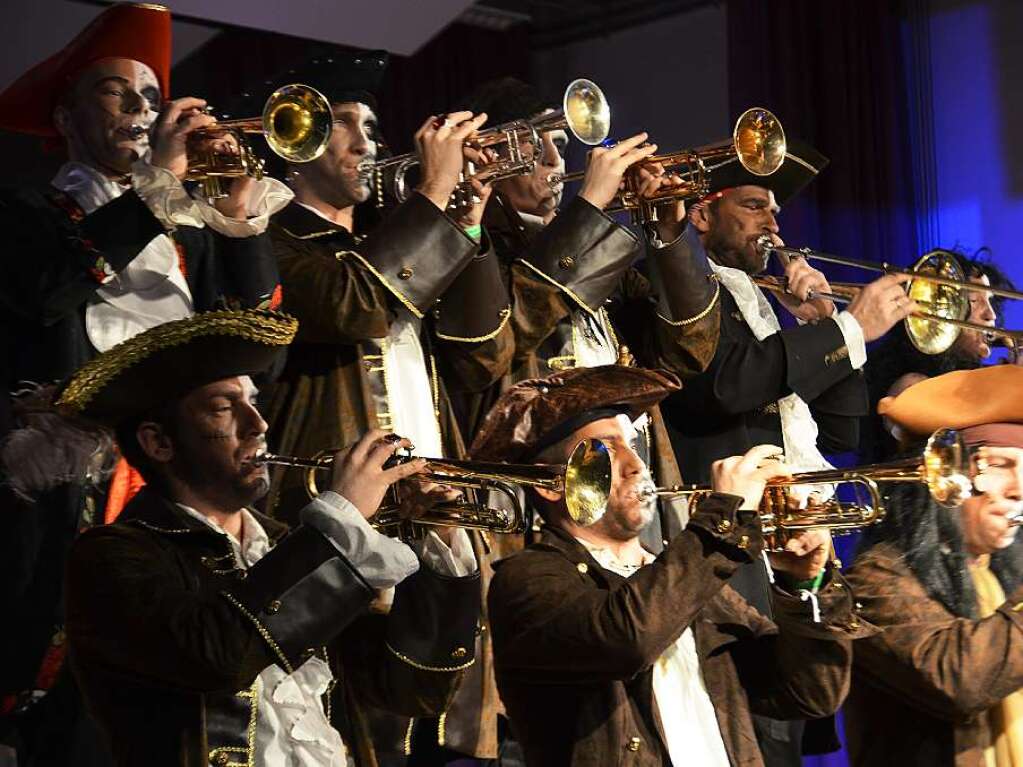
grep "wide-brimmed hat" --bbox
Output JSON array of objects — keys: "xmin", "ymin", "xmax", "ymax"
[
  {"xmin": 703, "ymin": 136, "xmax": 828, "ymax": 207},
  {"xmin": 469, "ymin": 365, "xmax": 681, "ymax": 463},
  {"xmin": 56, "ymin": 309, "xmax": 298, "ymax": 427},
  {"xmin": 0, "ymin": 3, "xmax": 172, "ymax": 138},
  {"xmin": 878, "ymin": 366, "xmax": 1023, "ymax": 447}
]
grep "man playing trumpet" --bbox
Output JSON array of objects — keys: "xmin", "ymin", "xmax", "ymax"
[
  {"xmin": 845, "ymin": 366, "xmax": 1023, "ymax": 767},
  {"xmin": 59, "ymin": 309, "xmax": 481, "ymax": 767},
  {"xmin": 473, "ymin": 365, "xmax": 871, "ymax": 767}
]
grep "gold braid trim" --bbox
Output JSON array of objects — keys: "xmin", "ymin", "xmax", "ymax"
[
  {"xmin": 385, "ymin": 643, "xmax": 476, "ymax": 672},
  {"xmin": 207, "ymin": 680, "xmax": 260, "ymax": 767},
  {"xmin": 434, "ymin": 306, "xmax": 511, "ymax": 343},
  {"xmin": 339, "ymin": 249, "xmax": 425, "ymax": 319},
  {"xmin": 656, "ymin": 279, "xmax": 720, "ymax": 327},
  {"xmin": 57, "ymin": 310, "xmax": 298, "ymax": 412},
  {"xmin": 221, "ymin": 592, "xmax": 294, "ymax": 674},
  {"xmin": 516, "ymin": 258, "xmax": 598, "ymax": 318}
]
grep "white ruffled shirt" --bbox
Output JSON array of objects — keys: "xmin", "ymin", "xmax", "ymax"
[
  {"xmin": 53, "ymin": 160, "xmax": 292, "ymax": 352},
  {"xmin": 178, "ymin": 494, "xmax": 476, "ymax": 767},
  {"xmin": 576, "ymin": 540, "xmax": 730, "ymax": 767},
  {"xmin": 710, "ymin": 261, "xmax": 866, "ymax": 488}
]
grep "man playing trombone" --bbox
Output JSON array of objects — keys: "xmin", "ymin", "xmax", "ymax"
[
  {"xmin": 472, "ymin": 364, "xmax": 871, "ymax": 767},
  {"xmin": 844, "ymin": 366, "xmax": 1023, "ymax": 767},
  {"xmin": 657, "ymin": 140, "xmax": 919, "ymax": 764},
  {"xmin": 58, "ymin": 309, "xmax": 481, "ymax": 767}
]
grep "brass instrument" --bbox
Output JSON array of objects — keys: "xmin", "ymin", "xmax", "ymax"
[
  {"xmin": 642, "ymin": 428, "xmax": 973, "ymax": 550},
  {"xmin": 551, "ymin": 107, "xmax": 786, "ymax": 224},
  {"xmin": 255, "ymin": 438, "xmax": 612, "ymax": 534},
  {"xmin": 757, "ymin": 238, "xmax": 1023, "ymax": 355},
  {"xmin": 185, "ymin": 84, "xmax": 333, "ymax": 202},
  {"xmin": 367, "ymin": 78, "xmax": 610, "ymax": 208}
]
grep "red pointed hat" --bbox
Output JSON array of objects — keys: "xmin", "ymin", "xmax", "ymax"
[{"xmin": 0, "ymin": 3, "xmax": 171, "ymax": 137}]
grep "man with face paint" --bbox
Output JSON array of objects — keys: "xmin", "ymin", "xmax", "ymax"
[
  {"xmin": 844, "ymin": 366, "xmax": 1023, "ymax": 767},
  {"xmin": 0, "ymin": 6, "xmax": 289, "ymax": 764},
  {"xmin": 259, "ymin": 53, "xmax": 513, "ymax": 528},
  {"xmin": 863, "ymin": 251, "xmax": 1019, "ymax": 463},
  {"xmin": 57, "ymin": 309, "xmax": 482, "ymax": 767},
  {"xmin": 470, "ymin": 365, "xmax": 869, "ymax": 767}
]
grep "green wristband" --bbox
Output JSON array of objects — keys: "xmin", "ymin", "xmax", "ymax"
[{"xmin": 463, "ymin": 224, "xmax": 482, "ymax": 242}]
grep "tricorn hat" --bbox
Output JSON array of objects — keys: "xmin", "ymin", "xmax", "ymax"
[
  {"xmin": 56, "ymin": 309, "xmax": 298, "ymax": 427},
  {"xmin": 704, "ymin": 136, "xmax": 828, "ymax": 207},
  {"xmin": 460, "ymin": 77, "xmax": 555, "ymax": 127},
  {"xmin": 469, "ymin": 365, "xmax": 681, "ymax": 464},
  {"xmin": 878, "ymin": 366, "xmax": 1023, "ymax": 447},
  {"xmin": 0, "ymin": 3, "xmax": 172, "ymax": 138}
]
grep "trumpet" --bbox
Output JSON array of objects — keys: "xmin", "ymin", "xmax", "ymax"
[
  {"xmin": 255, "ymin": 438, "xmax": 612, "ymax": 534},
  {"xmin": 551, "ymin": 107, "xmax": 786, "ymax": 224},
  {"xmin": 182, "ymin": 84, "xmax": 333, "ymax": 202},
  {"xmin": 756, "ymin": 238, "xmax": 1023, "ymax": 355},
  {"xmin": 642, "ymin": 428, "xmax": 973, "ymax": 550},
  {"xmin": 366, "ymin": 78, "xmax": 610, "ymax": 209}
]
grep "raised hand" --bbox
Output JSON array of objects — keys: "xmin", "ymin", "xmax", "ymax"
[
  {"xmin": 578, "ymin": 132, "xmax": 658, "ymax": 211},
  {"xmin": 328, "ymin": 430, "xmax": 428, "ymax": 520}
]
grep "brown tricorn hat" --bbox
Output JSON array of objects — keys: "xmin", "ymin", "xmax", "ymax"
[
  {"xmin": 878, "ymin": 366, "xmax": 1023, "ymax": 447},
  {"xmin": 469, "ymin": 365, "xmax": 681, "ymax": 463}
]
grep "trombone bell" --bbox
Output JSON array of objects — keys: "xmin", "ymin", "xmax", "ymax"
[{"xmin": 905, "ymin": 251, "xmax": 970, "ymax": 355}]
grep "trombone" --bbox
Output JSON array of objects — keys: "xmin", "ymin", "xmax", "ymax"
[
  {"xmin": 366, "ymin": 78, "xmax": 610, "ymax": 209},
  {"xmin": 551, "ymin": 107, "xmax": 786, "ymax": 224},
  {"xmin": 643, "ymin": 428, "xmax": 973, "ymax": 550},
  {"xmin": 255, "ymin": 438, "xmax": 612, "ymax": 535},
  {"xmin": 182, "ymin": 84, "xmax": 333, "ymax": 202},
  {"xmin": 756, "ymin": 238, "xmax": 1023, "ymax": 355}
]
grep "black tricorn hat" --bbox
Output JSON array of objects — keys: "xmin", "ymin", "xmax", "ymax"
[
  {"xmin": 704, "ymin": 137, "xmax": 828, "ymax": 207},
  {"xmin": 56, "ymin": 310, "xmax": 298, "ymax": 427},
  {"xmin": 459, "ymin": 77, "xmax": 556, "ymax": 127},
  {"xmin": 226, "ymin": 49, "xmax": 388, "ymax": 121}
]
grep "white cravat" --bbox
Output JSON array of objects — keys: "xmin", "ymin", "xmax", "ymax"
[
  {"xmin": 576, "ymin": 540, "xmax": 730, "ymax": 767},
  {"xmin": 54, "ymin": 161, "xmax": 195, "ymax": 352},
  {"xmin": 55, "ymin": 160, "xmax": 292, "ymax": 353},
  {"xmin": 291, "ymin": 203, "xmax": 445, "ymax": 458},
  {"xmin": 710, "ymin": 261, "xmax": 836, "ymax": 487}
]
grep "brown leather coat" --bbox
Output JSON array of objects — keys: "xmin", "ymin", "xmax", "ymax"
[
  {"xmin": 844, "ymin": 542, "xmax": 1023, "ymax": 767},
  {"xmin": 442, "ymin": 198, "xmax": 721, "ymax": 758},
  {"xmin": 65, "ymin": 487, "xmax": 481, "ymax": 767},
  {"xmin": 489, "ymin": 493, "xmax": 870, "ymax": 767}
]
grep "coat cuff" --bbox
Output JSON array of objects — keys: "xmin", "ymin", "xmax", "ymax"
[
  {"xmin": 386, "ymin": 561, "xmax": 482, "ymax": 672},
  {"xmin": 434, "ymin": 236, "xmax": 512, "ymax": 341},
  {"xmin": 351, "ymin": 192, "xmax": 479, "ymax": 318},
  {"xmin": 521, "ymin": 196, "xmax": 639, "ymax": 314},
  {"xmin": 772, "ymin": 568, "xmax": 879, "ymax": 639},
  {"xmin": 778, "ymin": 319, "xmax": 857, "ymax": 403},
  {"xmin": 687, "ymin": 492, "xmax": 763, "ymax": 562},
  {"xmin": 193, "ymin": 176, "xmax": 294, "ymax": 238},
  {"xmin": 75, "ymin": 189, "xmax": 167, "ymax": 279},
  {"xmin": 221, "ymin": 525, "xmax": 375, "ymax": 673},
  {"xmin": 647, "ymin": 223, "xmax": 721, "ymax": 325}
]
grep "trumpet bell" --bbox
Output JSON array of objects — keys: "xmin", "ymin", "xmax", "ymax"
[
  {"xmin": 923, "ymin": 427, "xmax": 973, "ymax": 507},
  {"xmin": 564, "ymin": 438, "xmax": 612, "ymax": 525},
  {"xmin": 562, "ymin": 78, "xmax": 610, "ymax": 146},
  {"xmin": 733, "ymin": 107, "xmax": 787, "ymax": 177},
  {"xmin": 906, "ymin": 251, "xmax": 970, "ymax": 355},
  {"xmin": 262, "ymin": 83, "xmax": 333, "ymax": 163}
]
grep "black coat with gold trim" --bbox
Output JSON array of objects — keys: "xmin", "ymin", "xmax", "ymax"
[{"xmin": 65, "ymin": 487, "xmax": 480, "ymax": 767}]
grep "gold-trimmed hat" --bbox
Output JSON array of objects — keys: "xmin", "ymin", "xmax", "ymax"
[
  {"xmin": 57, "ymin": 309, "xmax": 298, "ymax": 426},
  {"xmin": 469, "ymin": 365, "xmax": 681, "ymax": 464},
  {"xmin": 878, "ymin": 366, "xmax": 1023, "ymax": 447}
]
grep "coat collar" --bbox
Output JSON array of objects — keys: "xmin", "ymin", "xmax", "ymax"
[
  {"xmin": 118, "ymin": 486, "xmax": 289, "ymax": 545},
  {"xmin": 272, "ymin": 200, "xmax": 360, "ymax": 244}
]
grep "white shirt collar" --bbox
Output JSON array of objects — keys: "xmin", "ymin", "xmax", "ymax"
[{"xmin": 175, "ymin": 504, "xmax": 271, "ymax": 568}]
